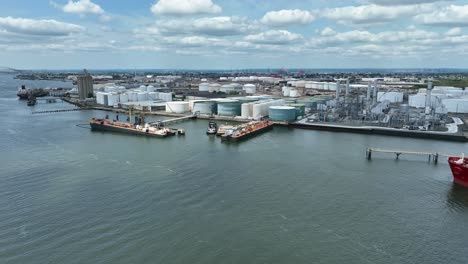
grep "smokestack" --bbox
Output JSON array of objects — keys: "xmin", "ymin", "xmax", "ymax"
[
  {"xmin": 425, "ymin": 81, "xmax": 433, "ymax": 115},
  {"xmin": 336, "ymin": 80, "xmax": 341, "ymax": 100},
  {"xmin": 372, "ymin": 81, "xmax": 378, "ymax": 104},
  {"xmin": 367, "ymin": 82, "xmax": 372, "ymax": 102}
]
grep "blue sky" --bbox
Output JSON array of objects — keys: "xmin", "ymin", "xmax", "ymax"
[{"xmin": 0, "ymin": 0, "xmax": 467, "ymax": 69}]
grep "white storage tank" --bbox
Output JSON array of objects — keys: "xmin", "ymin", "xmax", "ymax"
[
  {"xmin": 138, "ymin": 85, "xmax": 147, "ymax": 91},
  {"xmin": 220, "ymin": 84, "xmax": 235, "ymax": 93},
  {"xmin": 209, "ymin": 83, "xmax": 221, "ymax": 93},
  {"xmin": 199, "ymin": 83, "xmax": 209, "ymax": 92},
  {"xmin": 119, "ymin": 93, "xmax": 129, "ymax": 103},
  {"xmin": 377, "ymin": 92, "xmax": 404, "ymax": 103},
  {"xmin": 442, "ymin": 98, "xmax": 468, "ymax": 113},
  {"xmin": 289, "ymin": 89, "xmax": 299, "ymax": 97},
  {"xmin": 252, "ymin": 99, "xmax": 285, "ymax": 120},
  {"xmin": 243, "ymin": 83, "xmax": 255, "ymax": 91},
  {"xmin": 282, "ymin": 86, "xmax": 290, "ymax": 97},
  {"xmin": 147, "ymin": 92, "xmax": 159, "ymax": 100},
  {"xmin": 295, "ymin": 81, "xmax": 306, "ymax": 88},
  {"xmin": 245, "ymin": 85, "xmax": 256, "ymax": 94},
  {"xmin": 305, "ymin": 81, "xmax": 314, "ymax": 89},
  {"xmin": 241, "ymin": 103, "xmax": 252, "ymax": 118},
  {"xmin": 158, "ymin": 92, "xmax": 173, "ymax": 102},
  {"xmin": 269, "ymin": 106, "xmax": 296, "ymax": 121},
  {"xmin": 127, "ymin": 91, "xmax": 138, "ymax": 102},
  {"xmin": 107, "ymin": 93, "xmax": 120, "ymax": 106},
  {"xmin": 137, "ymin": 92, "xmax": 148, "ymax": 102},
  {"xmin": 165, "ymin": 102, "xmax": 190, "ymax": 113}
]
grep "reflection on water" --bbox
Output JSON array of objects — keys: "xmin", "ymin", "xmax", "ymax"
[{"xmin": 446, "ymin": 184, "xmax": 468, "ymax": 213}]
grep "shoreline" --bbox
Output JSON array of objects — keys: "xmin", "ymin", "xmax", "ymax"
[
  {"xmin": 286, "ymin": 122, "xmax": 468, "ymax": 142},
  {"xmin": 63, "ymin": 98, "xmax": 468, "ymax": 142}
]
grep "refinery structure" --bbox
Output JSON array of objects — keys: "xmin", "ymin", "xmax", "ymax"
[{"xmin": 45, "ymin": 69, "xmax": 468, "ymax": 140}]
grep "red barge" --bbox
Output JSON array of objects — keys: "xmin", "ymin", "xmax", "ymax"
[
  {"xmin": 448, "ymin": 156, "xmax": 468, "ymax": 188},
  {"xmin": 221, "ymin": 121, "xmax": 273, "ymax": 142}
]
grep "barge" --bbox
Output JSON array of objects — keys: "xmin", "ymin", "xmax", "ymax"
[
  {"xmin": 221, "ymin": 121, "xmax": 273, "ymax": 142},
  {"xmin": 90, "ymin": 118, "xmax": 174, "ymax": 138},
  {"xmin": 448, "ymin": 156, "xmax": 468, "ymax": 188}
]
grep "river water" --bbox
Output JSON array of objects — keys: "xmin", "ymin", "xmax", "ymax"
[{"xmin": 1, "ymin": 73, "xmax": 468, "ymax": 264}]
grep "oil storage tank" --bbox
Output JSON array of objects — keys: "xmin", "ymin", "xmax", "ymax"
[
  {"xmin": 217, "ymin": 99, "xmax": 241, "ymax": 116},
  {"xmin": 199, "ymin": 83, "xmax": 209, "ymax": 92},
  {"xmin": 166, "ymin": 102, "xmax": 190, "ymax": 113},
  {"xmin": 269, "ymin": 106, "xmax": 297, "ymax": 121},
  {"xmin": 288, "ymin": 104, "xmax": 306, "ymax": 117},
  {"xmin": 193, "ymin": 101, "xmax": 217, "ymax": 115},
  {"xmin": 209, "ymin": 83, "xmax": 221, "ymax": 93}
]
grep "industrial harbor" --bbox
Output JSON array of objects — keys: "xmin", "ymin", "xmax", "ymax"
[
  {"xmin": 5, "ymin": 0, "xmax": 468, "ymax": 262},
  {"xmin": 18, "ymin": 69, "xmax": 468, "ymax": 142}
]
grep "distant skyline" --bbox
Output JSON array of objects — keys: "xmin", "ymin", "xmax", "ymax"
[{"xmin": 1, "ymin": 0, "xmax": 468, "ymax": 69}]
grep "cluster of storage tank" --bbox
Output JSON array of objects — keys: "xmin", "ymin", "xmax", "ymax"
[
  {"xmin": 96, "ymin": 85, "xmax": 172, "ymax": 107},
  {"xmin": 287, "ymin": 81, "xmax": 340, "ymax": 91},
  {"xmin": 230, "ymin": 76, "xmax": 280, "ymax": 83},
  {"xmin": 282, "ymin": 86, "xmax": 300, "ymax": 97},
  {"xmin": 198, "ymin": 83, "xmax": 256, "ymax": 94},
  {"xmin": 241, "ymin": 99, "xmax": 285, "ymax": 119},
  {"xmin": 409, "ymin": 86, "xmax": 468, "ymax": 113}
]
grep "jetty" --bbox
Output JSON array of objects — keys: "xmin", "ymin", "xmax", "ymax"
[
  {"xmin": 32, "ymin": 108, "xmax": 86, "ymax": 114},
  {"xmin": 366, "ymin": 147, "xmax": 461, "ymax": 164},
  {"xmin": 148, "ymin": 113, "xmax": 197, "ymax": 126}
]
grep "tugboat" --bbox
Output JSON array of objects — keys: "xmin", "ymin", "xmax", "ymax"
[
  {"xmin": 448, "ymin": 155, "xmax": 468, "ymax": 188},
  {"xmin": 207, "ymin": 121, "xmax": 218, "ymax": 135},
  {"xmin": 221, "ymin": 121, "xmax": 273, "ymax": 142}
]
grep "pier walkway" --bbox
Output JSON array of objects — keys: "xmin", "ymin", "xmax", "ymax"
[
  {"xmin": 148, "ymin": 114, "xmax": 197, "ymax": 126},
  {"xmin": 366, "ymin": 147, "xmax": 461, "ymax": 164}
]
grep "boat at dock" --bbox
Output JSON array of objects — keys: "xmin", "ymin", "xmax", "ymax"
[
  {"xmin": 221, "ymin": 121, "xmax": 273, "ymax": 142},
  {"xmin": 90, "ymin": 118, "xmax": 173, "ymax": 138},
  {"xmin": 448, "ymin": 156, "xmax": 468, "ymax": 188},
  {"xmin": 17, "ymin": 85, "xmax": 49, "ymax": 99},
  {"xmin": 207, "ymin": 121, "xmax": 217, "ymax": 135}
]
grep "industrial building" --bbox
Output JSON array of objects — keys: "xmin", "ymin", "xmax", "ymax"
[{"xmin": 77, "ymin": 70, "xmax": 93, "ymax": 100}]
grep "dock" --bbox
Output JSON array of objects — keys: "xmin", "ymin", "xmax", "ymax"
[
  {"xmin": 32, "ymin": 108, "xmax": 86, "ymax": 114},
  {"xmin": 148, "ymin": 113, "xmax": 198, "ymax": 126},
  {"xmin": 366, "ymin": 147, "xmax": 460, "ymax": 164}
]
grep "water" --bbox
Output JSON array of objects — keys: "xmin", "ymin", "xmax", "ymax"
[{"xmin": 1, "ymin": 73, "xmax": 468, "ymax": 264}]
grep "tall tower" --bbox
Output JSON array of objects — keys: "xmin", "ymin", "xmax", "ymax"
[{"xmin": 77, "ymin": 69, "xmax": 93, "ymax": 100}]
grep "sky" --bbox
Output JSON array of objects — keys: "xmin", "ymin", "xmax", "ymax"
[{"xmin": 0, "ymin": 0, "xmax": 468, "ymax": 69}]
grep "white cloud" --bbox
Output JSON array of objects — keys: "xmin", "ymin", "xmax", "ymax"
[
  {"xmin": 63, "ymin": 0, "xmax": 104, "ymax": 15},
  {"xmin": 414, "ymin": 5, "xmax": 468, "ymax": 26},
  {"xmin": 323, "ymin": 4, "xmax": 433, "ymax": 24},
  {"xmin": 320, "ymin": 27, "xmax": 336, "ymax": 36},
  {"xmin": 151, "ymin": 0, "xmax": 221, "ymax": 16},
  {"xmin": 364, "ymin": 0, "xmax": 452, "ymax": 5},
  {"xmin": 260, "ymin": 9, "xmax": 315, "ymax": 27},
  {"xmin": 192, "ymin": 16, "xmax": 258, "ymax": 36},
  {"xmin": 245, "ymin": 30, "xmax": 303, "ymax": 45},
  {"xmin": 140, "ymin": 16, "xmax": 258, "ymax": 37},
  {"xmin": 446, "ymin": 27, "xmax": 463, "ymax": 36},
  {"xmin": 0, "ymin": 16, "xmax": 84, "ymax": 36}
]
